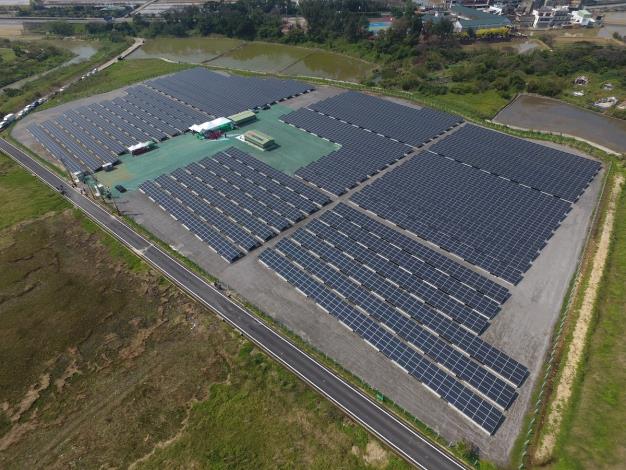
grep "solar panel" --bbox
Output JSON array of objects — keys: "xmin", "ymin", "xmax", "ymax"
[
  {"xmin": 275, "ymin": 237, "xmax": 517, "ymax": 409},
  {"xmin": 138, "ymin": 148, "xmax": 328, "ymax": 262},
  {"xmin": 146, "ymin": 68, "xmax": 313, "ymax": 117},
  {"xmin": 259, "ymin": 248, "xmax": 506, "ymax": 434},
  {"xmin": 308, "ymin": 91, "xmax": 463, "ymax": 147},
  {"xmin": 430, "ymin": 125, "xmax": 601, "ymax": 202},
  {"xmin": 282, "ymin": 108, "xmax": 410, "ymax": 195},
  {"xmin": 351, "ymin": 152, "xmax": 574, "ymax": 284}
]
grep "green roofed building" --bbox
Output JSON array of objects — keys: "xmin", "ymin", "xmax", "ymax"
[
  {"xmin": 451, "ymin": 5, "xmax": 511, "ymax": 32},
  {"xmin": 244, "ymin": 130, "xmax": 276, "ymax": 150},
  {"xmin": 228, "ymin": 110, "xmax": 257, "ymax": 127}
]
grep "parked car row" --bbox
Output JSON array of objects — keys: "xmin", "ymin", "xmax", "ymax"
[{"xmin": 1, "ymin": 96, "xmax": 48, "ymax": 130}]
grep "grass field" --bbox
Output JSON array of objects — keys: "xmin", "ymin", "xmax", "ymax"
[
  {"xmin": 0, "ymin": 151, "xmax": 410, "ymax": 469},
  {"xmin": 425, "ymin": 89, "xmax": 509, "ymax": 121},
  {"xmin": 542, "ymin": 175, "xmax": 626, "ymax": 469},
  {"xmin": 0, "ymin": 152, "xmax": 68, "ymax": 230}
]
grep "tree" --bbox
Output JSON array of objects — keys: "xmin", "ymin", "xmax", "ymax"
[
  {"xmin": 48, "ymin": 21, "xmax": 75, "ymax": 37},
  {"xmin": 431, "ymin": 18, "xmax": 454, "ymax": 42}
]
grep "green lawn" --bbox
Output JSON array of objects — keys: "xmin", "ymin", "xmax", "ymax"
[
  {"xmin": 427, "ymin": 89, "xmax": 510, "ymax": 120},
  {"xmin": 546, "ymin": 175, "xmax": 626, "ymax": 469}
]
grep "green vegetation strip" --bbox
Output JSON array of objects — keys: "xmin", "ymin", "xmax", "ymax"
[{"xmin": 547, "ymin": 171, "xmax": 626, "ymax": 469}]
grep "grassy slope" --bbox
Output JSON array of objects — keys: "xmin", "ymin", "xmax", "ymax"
[
  {"xmin": 41, "ymin": 58, "xmax": 192, "ymax": 109},
  {"xmin": 0, "ymin": 151, "xmax": 409, "ymax": 469},
  {"xmin": 545, "ymin": 175, "xmax": 626, "ymax": 469}
]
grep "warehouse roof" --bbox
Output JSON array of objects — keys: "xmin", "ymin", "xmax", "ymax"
[{"xmin": 452, "ymin": 5, "xmax": 511, "ymax": 29}]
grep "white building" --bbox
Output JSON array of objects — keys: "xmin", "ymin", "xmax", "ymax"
[
  {"xmin": 532, "ymin": 6, "xmax": 571, "ymax": 29},
  {"xmin": 571, "ymin": 9, "xmax": 594, "ymax": 26}
]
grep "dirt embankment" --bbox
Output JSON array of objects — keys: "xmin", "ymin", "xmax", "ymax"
[{"xmin": 534, "ymin": 174, "xmax": 624, "ymax": 463}]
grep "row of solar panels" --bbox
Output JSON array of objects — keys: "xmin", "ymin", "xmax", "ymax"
[
  {"xmin": 146, "ymin": 67, "xmax": 313, "ymax": 118},
  {"xmin": 139, "ymin": 147, "xmax": 330, "ymax": 262},
  {"xmin": 352, "ymin": 151, "xmax": 576, "ymax": 284},
  {"xmin": 260, "ymin": 248, "xmax": 504, "ymax": 434},
  {"xmin": 259, "ymin": 208, "xmax": 529, "ymax": 434},
  {"xmin": 431, "ymin": 125, "xmax": 601, "ymax": 203},
  {"xmin": 28, "ymin": 84, "xmax": 211, "ymax": 173},
  {"xmin": 307, "ymin": 91, "xmax": 463, "ymax": 147},
  {"xmin": 282, "ymin": 108, "xmax": 411, "ymax": 195}
]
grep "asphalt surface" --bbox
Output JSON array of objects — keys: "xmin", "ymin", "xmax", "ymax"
[{"xmin": 0, "ymin": 137, "xmax": 467, "ymax": 470}]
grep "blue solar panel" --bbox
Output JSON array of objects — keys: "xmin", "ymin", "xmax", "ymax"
[
  {"xmin": 352, "ymin": 152, "xmax": 574, "ymax": 284},
  {"xmin": 275, "ymin": 237, "xmax": 517, "ymax": 409},
  {"xmin": 259, "ymin": 248, "xmax": 506, "ymax": 434},
  {"xmin": 308, "ymin": 91, "xmax": 463, "ymax": 147},
  {"xmin": 282, "ymin": 108, "xmax": 410, "ymax": 195},
  {"xmin": 139, "ymin": 180, "xmax": 243, "ymax": 262},
  {"xmin": 146, "ymin": 68, "xmax": 313, "ymax": 117},
  {"xmin": 138, "ymin": 148, "xmax": 328, "ymax": 262},
  {"xmin": 430, "ymin": 125, "xmax": 601, "ymax": 202}
]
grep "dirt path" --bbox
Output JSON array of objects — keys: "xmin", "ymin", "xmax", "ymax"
[{"xmin": 535, "ymin": 174, "xmax": 624, "ymax": 463}]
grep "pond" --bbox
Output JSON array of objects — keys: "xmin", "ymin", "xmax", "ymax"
[
  {"xmin": 128, "ymin": 36, "xmax": 243, "ymax": 63},
  {"xmin": 128, "ymin": 37, "xmax": 375, "ymax": 82},
  {"xmin": 493, "ymin": 94, "xmax": 626, "ymax": 154}
]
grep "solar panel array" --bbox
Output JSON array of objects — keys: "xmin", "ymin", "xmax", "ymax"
[
  {"xmin": 430, "ymin": 125, "xmax": 601, "ymax": 202},
  {"xmin": 259, "ymin": 205, "xmax": 528, "ymax": 434},
  {"xmin": 352, "ymin": 151, "xmax": 577, "ymax": 284},
  {"xmin": 27, "ymin": 84, "xmax": 211, "ymax": 173},
  {"xmin": 308, "ymin": 91, "xmax": 463, "ymax": 147},
  {"xmin": 146, "ymin": 67, "xmax": 313, "ymax": 117},
  {"xmin": 138, "ymin": 147, "xmax": 330, "ymax": 262},
  {"xmin": 281, "ymin": 108, "xmax": 410, "ymax": 195}
]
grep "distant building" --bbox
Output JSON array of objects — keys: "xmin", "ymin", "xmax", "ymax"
[
  {"xmin": 532, "ymin": 6, "xmax": 571, "ymax": 29},
  {"xmin": 571, "ymin": 9, "xmax": 594, "ymax": 26},
  {"xmin": 457, "ymin": 0, "xmax": 491, "ymax": 9},
  {"xmin": 451, "ymin": 5, "xmax": 512, "ymax": 32}
]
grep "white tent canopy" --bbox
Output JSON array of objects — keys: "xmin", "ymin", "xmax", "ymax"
[
  {"xmin": 127, "ymin": 140, "xmax": 154, "ymax": 153},
  {"xmin": 189, "ymin": 117, "xmax": 232, "ymax": 133}
]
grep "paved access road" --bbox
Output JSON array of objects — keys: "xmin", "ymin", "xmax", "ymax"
[{"xmin": 0, "ymin": 137, "xmax": 467, "ymax": 470}]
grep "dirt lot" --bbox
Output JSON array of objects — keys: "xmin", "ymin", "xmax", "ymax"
[{"xmin": 0, "ymin": 153, "xmax": 408, "ymax": 469}]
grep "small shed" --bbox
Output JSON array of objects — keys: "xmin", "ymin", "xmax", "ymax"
[
  {"xmin": 228, "ymin": 110, "xmax": 256, "ymax": 127},
  {"xmin": 244, "ymin": 130, "xmax": 276, "ymax": 150},
  {"xmin": 574, "ymin": 75, "xmax": 588, "ymax": 86},
  {"xmin": 128, "ymin": 140, "xmax": 157, "ymax": 156}
]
